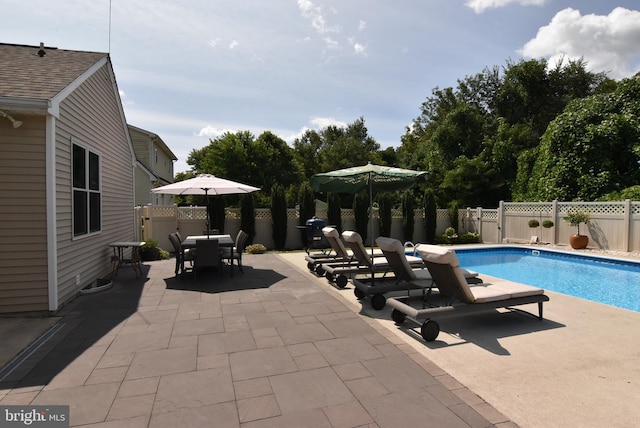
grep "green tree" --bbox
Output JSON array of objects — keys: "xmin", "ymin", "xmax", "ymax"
[
  {"xmin": 401, "ymin": 191, "xmax": 415, "ymax": 242},
  {"xmin": 240, "ymin": 194, "xmax": 255, "ymax": 244},
  {"xmin": 327, "ymin": 193, "xmax": 342, "ymax": 233},
  {"xmin": 424, "ymin": 189, "xmax": 437, "ymax": 243},
  {"xmin": 270, "ymin": 183, "xmax": 287, "ymax": 250},
  {"xmin": 210, "ymin": 196, "xmax": 226, "ymax": 233},
  {"xmin": 525, "ymin": 76, "xmax": 640, "ymax": 201},
  {"xmin": 377, "ymin": 192, "xmax": 393, "ymax": 238},
  {"xmin": 186, "ymin": 130, "xmax": 300, "ymax": 206},
  {"xmin": 298, "ymin": 182, "xmax": 316, "ymax": 247},
  {"xmin": 353, "ymin": 190, "xmax": 370, "ymax": 243}
]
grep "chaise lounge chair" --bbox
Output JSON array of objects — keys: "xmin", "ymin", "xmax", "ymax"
[
  {"xmin": 321, "ymin": 231, "xmax": 422, "ymax": 297},
  {"xmin": 304, "ymin": 227, "xmax": 355, "ymax": 275},
  {"xmin": 349, "ymin": 237, "xmax": 479, "ymax": 310},
  {"xmin": 386, "ymin": 244, "xmax": 549, "ymax": 342}
]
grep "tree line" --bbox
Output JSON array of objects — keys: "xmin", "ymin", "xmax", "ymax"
[{"xmin": 176, "ymin": 57, "xmax": 640, "ymax": 213}]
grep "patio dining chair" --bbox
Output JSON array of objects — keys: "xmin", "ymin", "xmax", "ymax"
[
  {"xmin": 168, "ymin": 233, "xmax": 194, "ymax": 277},
  {"xmin": 222, "ymin": 230, "xmax": 249, "ymax": 276},
  {"xmin": 194, "ymin": 239, "xmax": 222, "ymax": 279}
]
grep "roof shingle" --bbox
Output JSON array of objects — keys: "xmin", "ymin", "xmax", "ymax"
[{"xmin": 0, "ymin": 43, "xmax": 107, "ymax": 101}]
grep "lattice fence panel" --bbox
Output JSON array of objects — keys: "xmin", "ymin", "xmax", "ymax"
[
  {"xmin": 558, "ymin": 202, "xmax": 626, "ymax": 215},
  {"xmin": 505, "ymin": 203, "xmax": 553, "ymax": 214}
]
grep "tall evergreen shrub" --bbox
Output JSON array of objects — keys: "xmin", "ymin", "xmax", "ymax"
[
  {"xmin": 211, "ymin": 196, "xmax": 226, "ymax": 233},
  {"xmin": 378, "ymin": 193, "xmax": 393, "ymax": 238},
  {"xmin": 424, "ymin": 190, "xmax": 437, "ymax": 243},
  {"xmin": 271, "ymin": 184, "xmax": 287, "ymax": 250},
  {"xmin": 402, "ymin": 192, "xmax": 414, "ymax": 242},
  {"xmin": 298, "ymin": 183, "xmax": 316, "ymax": 247},
  {"xmin": 448, "ymin": 200, "xmax": 461, "ymax": 232},
  {"xmin": 327, "ymin": 193, "xmax": 343, "ymax": 232},
  {"xmin": 353, "ymin": 190, "xmax": 369, "ymax": 244},
  {"xmin": 240, "ymin": 194, "xmax": 255, "ymax": 244}
]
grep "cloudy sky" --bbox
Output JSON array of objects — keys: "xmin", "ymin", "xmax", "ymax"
[{"xmin": 2, "ymin": 0, "xmax": 640, "ymax": 173}]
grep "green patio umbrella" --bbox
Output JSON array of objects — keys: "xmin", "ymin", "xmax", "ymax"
[{"xmin": 310, "ymin": 163, "xmax": 426, "ymax": 279}]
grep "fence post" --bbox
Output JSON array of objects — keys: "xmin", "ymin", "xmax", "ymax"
[
  {"xmin": 551, "ymin": 200, "xmax": 558, "ymax": 245},
  {"xmin": 476, "ymin": 207, "xmax": 482, "ymax": 240},
  {"xmin": 624, "ymin": 199, "xmax": 631, "ymax": 252},
  {"xmin": 498, "ymin": 201, "xmax": 504, "ymax": 243},
  {"xmin": 142, "ymin": 205, "xmax": 151, "ymax": 241}
]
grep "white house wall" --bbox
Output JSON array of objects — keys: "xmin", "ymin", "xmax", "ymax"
[{"xmin": 54, "ymin": 65, "xmax": 135, "ymax": 307}]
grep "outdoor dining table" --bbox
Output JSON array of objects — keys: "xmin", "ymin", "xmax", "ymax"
[
  {"xmin": 181, "ymin": 234, "xmax": 234, "ymax": 248},
  {"xmin": 180, "ymin": 234, "xmax": 235, "ymax": 276},
  {"xmin": 109, "ymin": 241, "xmax": 145, "ymax": 279}
]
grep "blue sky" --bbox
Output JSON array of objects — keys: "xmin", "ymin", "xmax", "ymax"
[{"xmin": 2, "ymin": 0, "xmax": 640, "ymax": 173}]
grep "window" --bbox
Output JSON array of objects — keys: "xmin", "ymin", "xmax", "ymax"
[{"xmin": 72, "ymin": 142, "xmax": 101, "ymax": 237}]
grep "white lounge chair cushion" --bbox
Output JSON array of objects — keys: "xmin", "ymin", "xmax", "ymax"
[
  {"xmin": 322, "ymin": 227, "xmax": 340, "ymax": 239},
  {"xmin": 416, "ymin": 244, "xmax": 544, "ymax": 303},
  {"xmin": 342, "ymin": 230, "xmax": 362, "ymax": 243}
]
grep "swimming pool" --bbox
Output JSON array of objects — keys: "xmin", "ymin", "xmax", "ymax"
[{"xmin": 454, "ymin": 247, "xmax": 640, "ymax": 312}]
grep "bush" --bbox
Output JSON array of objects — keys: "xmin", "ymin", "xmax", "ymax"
[
  {"xmin": 528, "ymin": 219, "xmax": 540, "ymax": 228},
  {"xmin": 246, "ymin": 243, "xmax": 267, "ymax": 254},
  {"xmin": 140, "ymin": 239, "xmax": 161, "ymax": 261},
  {"xmin": 434, "ymin": 231, "xmax": 480, "ymax": 245},
  {"xmin": 542, "ymin": 220, "xmax": 554, "ymax": 228}
]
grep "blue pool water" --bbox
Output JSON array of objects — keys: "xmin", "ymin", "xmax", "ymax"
[{"xmin": 454, "ymin": 247, "xmax": 640, "ymax": 312}]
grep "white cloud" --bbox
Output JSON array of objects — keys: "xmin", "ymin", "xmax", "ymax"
[
  {"xmin": 521, "ymin": 7, "xmax": 640, "ymax": 79},
  {"xmin": 297, "ymin": 0, "xmax": 340, "ymax": 34},
  {"xmin": 197, "ymin": 125, "xmax": 237, "ymax": 138},
  {"xmin": 353, "ymin": 42, "xmax": 367, "ymax": 56},
  {"xmin": 310, "ymin": 117, "xmax": 347, "ymax": 129},
  {"xmin": 228, "ymin": 40, "xmax": 239, "ymax": 50},
  {"xmin": 358, "ymin": 20, "xmax": 367, "ymax": 31},
  {"xmin": 323, "ymin": 36, "xmax": 340, "ymax": 50},
  {"xmin": 465, "ymin": 0, "xmax": 547, "ymax": 14},
  {"xmin": 208, "ymin": 38, "xmax": 221, "ymax": 48}
]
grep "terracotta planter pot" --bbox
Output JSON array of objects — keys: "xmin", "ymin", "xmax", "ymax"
[{"xmin": 569, "ymin": 234, "xmax": 588, "ymax": 249}]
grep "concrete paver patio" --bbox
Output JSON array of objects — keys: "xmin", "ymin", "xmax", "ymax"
[{"xmin": 0, "ymin": 254, "xmax": 511, "ymax": 427}]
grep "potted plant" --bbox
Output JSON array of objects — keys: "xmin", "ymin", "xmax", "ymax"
[
  {"xmin": 528, "ymin": 219, "xmax": 540, "ymax": 228},
  {"xmin": 140, "ymin": 239, "xmax": 162, "ymax": 261},
  {"xmin": 563, "ymin": 210, "xmax": 590, "ymax": 249},
  {"xmin": 542, "ymin": 220, "xmax": 554, "ymax": 228}
]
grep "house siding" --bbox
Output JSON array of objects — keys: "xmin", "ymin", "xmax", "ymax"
[
  {"xmin": 135, "ymin": 164, "xmax": 152, "ymax": 206},
  {"xmin": 0, "ymin": 116, "xmax": 49, "ymax": 313},
  {"xmin": 54, "ymin": 65, "xmax": 135, "ymax": 307}
]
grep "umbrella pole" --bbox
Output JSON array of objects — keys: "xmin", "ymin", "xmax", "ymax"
[
  {"xmin": 369, "ymin": 173, "xmax": 375, "ymax": 284},
  {"xmin": 205, "ymin": 189, "xmax": 210, "ymax": 239}
]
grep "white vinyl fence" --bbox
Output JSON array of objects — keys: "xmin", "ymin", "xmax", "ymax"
[{"xmin": 138, "ymin": 199, "xmax": 640, "ymax": 253}]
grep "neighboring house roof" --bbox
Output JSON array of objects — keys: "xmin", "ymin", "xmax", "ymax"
[
  {"xmin": 0, "ymin": 42, "xmax": 107, "ymax": 111},
  {"xmin": 129, "ymin": 124, "xmax": 178, "ymax": 162}
]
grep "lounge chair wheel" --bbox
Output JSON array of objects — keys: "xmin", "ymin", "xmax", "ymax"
[
  {"xmin": 391, "ymin": 309, "xmax": 406, "ymax": 324},
  {"xmin": 354, "ymin": 288, "xmax": 366, "ymax": 299},
  {"xmin": 420, "ymin": 320, "xmax": 440, "ymax": 342},
  {"xmin": 315, "ymin": 265, "xmax": 325, "ymax": 276},
  {"xmin": 336, "ymin": 275, "xmax": 348, "ymax": 288},
  {"xmin": 325, "ymin": 272, "xmax": 334, "ymax": 282},
  {"xmin": 371, "ymin": 294, "xmax": 386, "ymax": 310},
  {"xmin": 307, "ymin": 261, "xmax": 314, "ymax": 271}
]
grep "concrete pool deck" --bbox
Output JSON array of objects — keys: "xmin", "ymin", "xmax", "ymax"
[
  {"xmin": 279, "ymin": 248, "xmax": 640, "ymax": 428},
  {"xmin": 1, "ymin": 246, "xmax": 639, "ymax": 427}
]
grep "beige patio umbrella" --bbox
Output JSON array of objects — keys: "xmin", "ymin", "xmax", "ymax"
[{"xmin": 151, "ymin": 174, "xmax": 260, "ymax": 232}]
